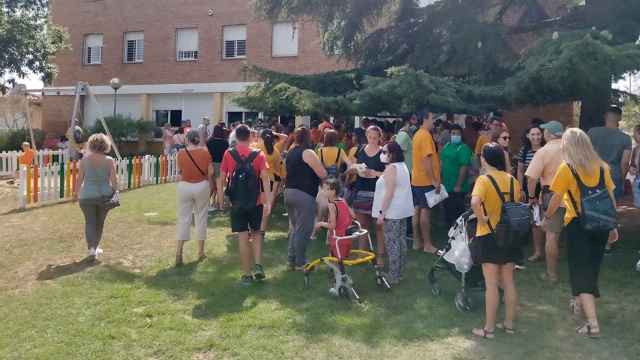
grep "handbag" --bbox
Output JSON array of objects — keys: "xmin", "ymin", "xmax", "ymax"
[
  {"xmin": 102, "ymin": 160, "xmax": 120, "ymax": 210},
  {"xmin": 103, "ymin": 190, "xmax": 120, "ymax": 210}
]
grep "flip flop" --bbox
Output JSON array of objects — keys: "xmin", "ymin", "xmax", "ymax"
[
  {"xmin": 496, "ymin": 323, "xmax": 516, "ymax": 334},
  {"xmin": 472, "ymin": 328, "xmax": 495, "ymax": 339}
]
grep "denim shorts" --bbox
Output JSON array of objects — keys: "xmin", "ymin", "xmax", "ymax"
[{"xmin": 412, "ymin": 185, "xmax": 436, "ymax": 209}]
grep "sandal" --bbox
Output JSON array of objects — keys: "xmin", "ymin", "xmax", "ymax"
[
  {"xmin": 472, "ymin": 328, "xmax": 495, "ymax": 339},
  {"xmin": 576, "ymin": 323, "xmax": 600, "ymax": 338},
  {"xmin": 569, "ymin": 298, "xmax": 582, "ymax": 315},
  {"xmin": 527, "ymin": 254, "xmax": 543, "ymax": 262},
  {"xmin": 496, "ymin": 323, "xmax": 516, "ymax": 334},
  {"xmin": 540, "ymin": 272, "xmax": 558, "ymax": 284}
]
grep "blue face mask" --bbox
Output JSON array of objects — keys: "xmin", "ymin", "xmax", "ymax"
[{"xmin": 451, "ymin": 135, "xmax": 462, "ymax": 144}]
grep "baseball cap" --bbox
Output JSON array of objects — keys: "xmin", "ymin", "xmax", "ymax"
[{"xmin": 540, "ymin": 120, "xmax": 564, "ymax": 136}]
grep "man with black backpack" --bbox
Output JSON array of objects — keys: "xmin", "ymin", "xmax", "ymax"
[{"xmin": 220, "ymin": 125, "xmax": 272, "ymax": 286}]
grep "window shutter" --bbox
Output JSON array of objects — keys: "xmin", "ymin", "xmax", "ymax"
[
  {"xmin": 176, "ymin": 28, "xmax": 199, "ymax": 60},
  {"xmin": 223, "ymin": 25, "xmax": 247, "ymax": 58},
  {"xmin": 272, "ymin": 22, "xmax": 299, "ymax": 57},
  {"xmin": 124, "ymin": 32, "xmax": 144, "ymax": 63},
  {"xmin": 85, "ymin": 34, "xmax": 103, "ymax": 64}
]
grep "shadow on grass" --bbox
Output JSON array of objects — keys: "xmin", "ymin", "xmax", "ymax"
[
  {"xmin": 36, "ymin": 256, "xmax": 100, "ymax": 281},
  {"xmin": 92, "ymin": 219, "xmax": 471, "ymax": 348}
]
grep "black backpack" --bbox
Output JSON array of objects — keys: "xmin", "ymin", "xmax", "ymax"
[
  {"xmin": 484, "ymin": 174, "xmax": 531, "ymax": 248},
  {"xmin": 567, "ymin": 166, "xmax": 617, "ymax": 232},
  {"xmin": 320, "ymin": 148, "xmax": 342, "ymax": 179},
  {"xmin": 225, "ymin": 149, "xmax": 260, "ymax": 210}
]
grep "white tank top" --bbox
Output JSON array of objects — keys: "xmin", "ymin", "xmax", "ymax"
[{"xmin": 372, "ymin": 162, "xmax": 415, "ymax": 220}]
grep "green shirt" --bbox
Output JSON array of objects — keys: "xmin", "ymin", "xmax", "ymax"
[
  {"xmin": 396, "ymin": 129, "xmax": 413, "ymax": 170},
  {"xmin": 440, "ymin": 142, "xmax": 473, "ymax": 193}
]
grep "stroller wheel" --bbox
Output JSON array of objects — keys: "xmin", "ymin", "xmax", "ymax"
[
  {"xmin": 431, "ymin": 283, "xmax": 441, "ymax": 296},
  {"xmin": 338, "ymin": 286, "xmax": 350, "ymax": 299},
  {"xmin": 455, "ymin": 291, "xmax": 474, "ymax": 312}
]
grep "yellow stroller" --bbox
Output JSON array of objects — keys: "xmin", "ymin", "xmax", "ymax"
[{"xmin": 303, "ymin": 221, "xmax": 392, "ymax": 302}]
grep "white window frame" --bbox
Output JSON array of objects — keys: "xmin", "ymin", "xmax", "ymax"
[
  {"xmin": 272, "ymin": 22, "xmax": 299, "ymax": 57},
  {"xmin": 223, "ymin": 25, "xmax": 247, "ymax": 59},
  {"xmin": 176, "ymin": 28, "xmax": 199, "ymax": 61},
  {"xmin": 124, "ymin": 32, "xmax": 144, "ymax": 64},
  {"xmin": 84, "ymin": 34, "xmax": 103, "ymax": 65}
]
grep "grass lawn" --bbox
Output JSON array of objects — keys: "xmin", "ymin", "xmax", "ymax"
[{"xmin": 1, "ymin": 183, "xmax": 639, "ymax": 360}]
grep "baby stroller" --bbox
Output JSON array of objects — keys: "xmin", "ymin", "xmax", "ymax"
[
  {"xmin": 427, "ymin": 210, "xmax": 485, "ymax": 312},
  {"xmin": 304, "ymin": 221, "xmax": 392, "ymax": 302}
]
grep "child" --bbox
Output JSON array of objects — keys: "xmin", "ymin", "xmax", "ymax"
[{"xmin": 315, "ymin": 178, "xmax": 355, "ymax": 259}]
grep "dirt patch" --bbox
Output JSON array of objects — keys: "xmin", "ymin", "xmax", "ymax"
[{"xmin": 0, "ymin": 181, "xmax": 18, "ymax": 214}]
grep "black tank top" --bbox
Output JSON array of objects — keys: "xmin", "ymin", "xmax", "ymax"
[
  {"xmin": 286, "ymin": 146, "xmax": 320, "ymax": 197},
  {"xmin": 355, "ymin": 146, "xmax": 384, "ymax": 192}
]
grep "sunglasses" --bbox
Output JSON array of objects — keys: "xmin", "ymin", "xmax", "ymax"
[{"xmin": 501, "ymin": 136, "xmax": 511, "ymax": 140}]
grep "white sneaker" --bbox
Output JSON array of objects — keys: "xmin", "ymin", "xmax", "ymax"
[
  {"xmin": 95, "ymin": 247, "xmax": 104, "ymax": 256},
  {"xmin": 88, "ymin": 248, "xmax": 97, "ymax": 256}
]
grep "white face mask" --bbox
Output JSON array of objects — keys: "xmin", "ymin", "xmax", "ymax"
[{"xmin": 380, "ymin": 152, "xmax": 390, "ymax": 164}]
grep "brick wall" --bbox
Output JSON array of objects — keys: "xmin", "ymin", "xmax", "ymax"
[
  {"xmin": 41, "ymin": 96, "xmax": 79, "ymax": 134},
  {"xmin": 502, "ymin": 102, "xmax": 577, "ymax": 153},
  {"xmin": 49, "ymin": 0, "xmax": 349, "ymax": 87}
]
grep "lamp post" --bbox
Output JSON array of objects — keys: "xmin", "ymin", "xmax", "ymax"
[{"xmin": 109, "ymin": 78, "xmax": 122, "ymax": 121}]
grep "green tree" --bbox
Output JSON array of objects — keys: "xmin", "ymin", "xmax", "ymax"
[
  {"xmin": 247, "ymin": 0, "xmax": 640, "ymax": 129},
  {"xmin": 0, "ymin": 0, "xmax": 69, "ymax": 93}
]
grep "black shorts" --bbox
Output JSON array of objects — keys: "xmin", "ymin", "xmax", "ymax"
[{"xmin": 230, "ymin": 205, "xmax": 263, "ymax": 233}]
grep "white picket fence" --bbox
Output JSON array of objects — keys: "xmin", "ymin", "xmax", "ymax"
[
  {"xmin": 15, "ymin": 153, "xmax": 178, "ymax": 209},
  {"xmin": 0, "ymin": 149, "xmax": 69, "ymax": 177}
]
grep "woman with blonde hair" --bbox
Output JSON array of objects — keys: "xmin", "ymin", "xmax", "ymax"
[
  {"xmin": 544, "ymin": 128, "xmax": 618, "ymax": 338},
  {"xmin": 76, "ymin": 133, "xmax": 119, "ymax": 260}
]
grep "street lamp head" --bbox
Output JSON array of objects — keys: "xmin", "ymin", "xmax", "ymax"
[{"xmin": 110, "ymin": 78, "xmax": 122, "ymax": 90}]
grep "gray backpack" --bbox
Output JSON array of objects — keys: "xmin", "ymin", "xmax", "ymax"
[{"xmin": 567, "ymin": 166, "xmax": 616, "ymax": 232}]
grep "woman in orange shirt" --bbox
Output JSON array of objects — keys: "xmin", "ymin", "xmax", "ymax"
[{"xmin": 176, "ymin": 130, "xmax": 214, "ymax": 266}]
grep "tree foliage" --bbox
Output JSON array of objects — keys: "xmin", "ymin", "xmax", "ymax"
[
  {"xmin": 244, "ymin": 0, "xmax": 640, "ymax": 128},
  {"xmin": 0, "ymin": 0, "xmax": 69, "ymax": 93}
]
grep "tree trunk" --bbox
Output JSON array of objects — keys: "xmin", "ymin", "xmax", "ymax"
[{"xmin": 579, "ymin": 79, "xmax": 612, "ymax": 132}]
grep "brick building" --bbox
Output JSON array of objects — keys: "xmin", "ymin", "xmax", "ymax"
[{"xmin": 43, "ymin": 0, "xmax": 348, "ymax": 134}]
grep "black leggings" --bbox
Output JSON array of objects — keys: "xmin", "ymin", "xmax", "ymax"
[{"xmin": 566, "ymin": 220, "xmax": 608, "ymax": 297}]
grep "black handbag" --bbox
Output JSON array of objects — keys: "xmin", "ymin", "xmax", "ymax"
[{"xmin": 103, "ymin": 190, "xmax": 120, "ymax": 210}]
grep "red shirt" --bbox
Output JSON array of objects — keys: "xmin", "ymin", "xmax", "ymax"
[{"xmin": 220, "ymin": 143, "xmax": 268, "ymax": 204}]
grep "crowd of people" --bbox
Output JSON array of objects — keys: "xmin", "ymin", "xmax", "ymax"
[{"xmin": 73, "ymin": 105, "xmax": 638, "ymax": 340}]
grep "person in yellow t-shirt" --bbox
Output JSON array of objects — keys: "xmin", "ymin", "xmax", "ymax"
[
  {"xmin": 474, "ymin": 133, "xmax": 490, "ymax": 155},
  {"xmin": 317, "ymin": 130, "xmax": 351, "ymax": 176},
  {"xmin": 258, "ymin": 129, "xmax": 283, "ymax": 233},
  {"xmin": 470, "ymin": 142, "xmax": 522, "ymax": 339},
  {"xmin": 544, "ymin": 128, "xmax": 618, "ymax": 339},
  {"xmin": 411, "ymin": 112, "xmax": 441, "ymax": 254}
]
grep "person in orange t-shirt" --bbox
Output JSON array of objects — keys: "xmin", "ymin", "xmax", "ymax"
[
  {"xmin": 19, "ymin": 142, "xmax": 36, "ymax": 167},
  {"xmin": 411, "ymin": 112, "xmax": 441, "ymax": 254}
]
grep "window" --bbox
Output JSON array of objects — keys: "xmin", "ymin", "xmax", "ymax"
[
  {"xmin": 176, "ymin": 28, "xmax": 199, "ymax": 61},
  {"xmin": 124, "ymin": 32, "xmax": 144, "ymax": 63},
  {"xmin": 84, "ymin": 34, "xmax": 103, "ymax": 65},
  {"xmin": 272, "ymin": 22, "xmax": 299, "ymax": 57},
  {"xmin": 154, "ymin": 110, "xmax": 182, "ymax": 127},
  {"xmin": 223, "ymin": 25, "xmax": 247, "ymax": 59}
]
